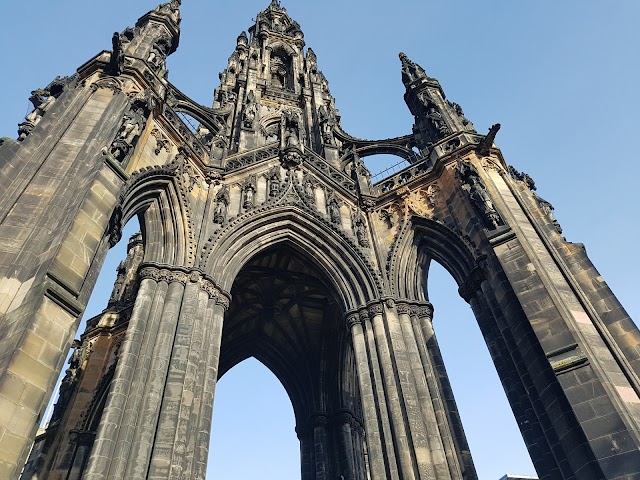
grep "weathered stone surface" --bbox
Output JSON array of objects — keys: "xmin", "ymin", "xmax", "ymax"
[{"xmin": 2, "ymin": 2, "xmax": 639, "ymax": 480}]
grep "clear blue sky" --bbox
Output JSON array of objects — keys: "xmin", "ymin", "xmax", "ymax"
[{"xmin": 2, "ymin": 1, "xmax": 639, "ymax": 479}]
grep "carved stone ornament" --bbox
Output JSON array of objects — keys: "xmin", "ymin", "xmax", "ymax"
[
  {"xmin": 107, "ymin": 207, "xmax": 123, "ymax": 248},
  {"xmin": 399, "ymin": 52, "xmax": 429, "ymax": 86},
  {"xmin": 326, "ymin": 189, "xmax": 342, "ymax": 226},
  {"xmin": 213, "ymin": 186, "xmax": 230, "ymax": 224},
  {"xmin": 417, "ymin": 303, "xmax": 434, "ymax": 320},
  {"xmin": 351, "ymin": 210, "xmax": 370, "ymax": 248},
  {"xmin": 508, "ymin": 165, "xmax": 536, "ymax": 191},
  {"xmin": 396, "ymin": 302, "xmax": 410, "ymax": 315},
  {"xmin": 18, "ymin": 88, "xmax": 57, "ymax": 141},
  {"xmin": 404, "ymin": 188, "xmax": 433, "ymax": 217},
  {"xmin": 533, "ymin": 192, "xmax": 563, "ymax": 234},
  {"xmin": 346, "ymin": 313, "xmax": 361, "ymax": 330},
  {"xmin": 457, "ymin": 158, "xmax": 504, "ymax": 230},
  {"xmin": 151, "ymin": 128, "xmax": 170, "ymax": 155},
  {"xmin": 458, "ymin": 266, "xmax": 486, "ymax": 302},
  {"xmin": 368, "ymin": 303, "xmax": 383, "ymax": 318},
  {"xmin": 242, "ymin": 90, "xmax": 258, "ymax": 129}
]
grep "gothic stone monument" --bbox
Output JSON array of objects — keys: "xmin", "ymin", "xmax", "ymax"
[{"xmin": 2, "ymin": 1, "xmax": 640, "ymax": 479}]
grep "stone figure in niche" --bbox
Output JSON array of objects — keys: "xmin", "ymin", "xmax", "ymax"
[
  {"xmin": 243, "ymin": 91, "xmax": 258, "ymax": 129},
  {"xmin": 148, "ymin": 36, "xmax": 171, "ymax": 72},
  {"xmin": 457, "ymin": 158, "xmax": 503, "ymax": 230},
  {"xmin": 427, "ymin": 107, "xmax": 451, "ymax": 136},
  {"xmin": 282, "ymin": 110, "xmax": 301, "ymax": 149},
  {"xmin": 399, "ymin": 52, "xmax": 428, "ymax": 86},
  {"xmin": 243, "ymin": 176, "xmax": 257, "ymax": 210},
  {"xmin": 109, "ymin": 100, "xmax": 147, "ymax": 162},
  {"xmin": 269, "ymin": 170, "xmax": 281, "ymax": 198},
  {"xmin": 326, "ymin": 190, "xmax": 341, "ymax": 225},
  {"xmin": 302, "ymin": 173, "xmax": 315, "ymax": 204},
  {"xmin": 318, "ymin": 104, "xmax": 338, "ymax": 144},
  {"xmin": 213, "ymin": 186, "xmax": 230, "ymax": 224},
  {"xmin": 353, "ymin": 215, "xmax": 370, "ymax": 248},
  {"xmin": 18, "ymin": 88, "xmax": 56, "ymax": 141}
]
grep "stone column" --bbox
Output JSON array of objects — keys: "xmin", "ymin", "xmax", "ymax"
[
  {"xmin": 396, "ymin": 301, "xmax": 450, "ymax": 479},
  {"xmin": 147, "ymin": 272, "xmax": 229, "ymax": 480},
  {"xmin": 83, "ymin": 275, "xmax": 158, "ymax": 479},
  {"xmin": 346, "ymin": 311, "xmax": 390, "ymax": 480},
  {"xmin": 337, "ymin": 412, "xmax": 357, "ymax": 480},
  {"xmin": 369, "ymin": 301, "xmax": 429, "ymax": 479},
  {"xmin": 297, "ymin": 425, "xmax": 313, "ymax": 480},
  {"xmin": 361, "ymin": 309, "xmax": 399, "ymax": 480},
  {"xmin": 66, "ymin": 430, "xmax": 95, "ymax": 480},
  {"xmin": 311, "ymin": 414, "xmax": 329, "ymax": 480},
  {"xmin": 192, "ymin": 297, "xmax": 226, "ymax": 480},
  {"xmin": 417, "ymin": 303, "xmax": 477, "ymax": 479},
  {"xmin": 83, "ymin": 266, "xmax": 229, "ymax": 480}
]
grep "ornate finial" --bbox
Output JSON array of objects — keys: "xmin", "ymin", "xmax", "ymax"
[{"xmin": 399, "ymin": 51, "xmax": 428, "ymax": 86}]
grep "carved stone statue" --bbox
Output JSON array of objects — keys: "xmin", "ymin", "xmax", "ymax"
[
  {"xmin": 269, "ymin": 170, "xmax": 281, "ymax": 198},
  {"xmin": 213, "ymin": 186, "xmax": 230, "ymax": 224},
  {"xmin": 18, "ymin": 88, "xmax": 56, "ymax": 141},
  {"xmin": 243, "ymin": 91, "xmax": 258, "ymax": 129},
  {"xmin": 399, "ymin": 52, "xmax": 428, "ymax": 86},
  {"xmin": 427, "ymin": 107, "xmax": 451, "ymax": 136},
  {"xmin": 327, "ymin": 191, "xmax": 341, "ymax": 225},
  {"xmin": 243, "ymin": 177, "xmax": 257, "ymax": 210},
  {"xmin": 318, "ymin": 104, "xmax": 337, "ymax": 144},
  {"xmin": 282, "ymin": 110, "xmax": 301, "ymax": 149},
  {"xmin": 109, "ymin": 98, "xmax": 149, "ymax": 162},
  {"xmin": 148, "ymin": 36, "xmax": 171, "ymax": 72},
  {"xmin": 457, "ymin": 159, "xmax": 503, "ymax": 230},
  {"xmin": 353, "ymin": 216, "xmax": 370, "ymax": 248}
]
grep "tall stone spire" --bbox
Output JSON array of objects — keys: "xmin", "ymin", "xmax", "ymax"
[
  {"xmin": 110, "ymin": 0, "xmax": 182, "ymax": 78},
  {"xmin": 211, "ymin": 2, "xmax": 343, "ymax": 165},
  {"xmin": 400, "ymin": 52, "xmax": 475, "ymax": 151}
]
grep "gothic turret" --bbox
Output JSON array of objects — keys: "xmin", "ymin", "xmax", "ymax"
[
  {"xmin": 400, "ymin": 52, "xmax": 475, "ymax": 151},
  {"xmin": 212, "ymin": 1, "xmax": 342, "ymax": 166},
  {"xmin": 110, "ymin": 0, "xmax": 182, "ymax": 78}
]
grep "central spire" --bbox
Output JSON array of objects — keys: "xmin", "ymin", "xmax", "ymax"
[{"xmin": 209, "ymin": 2, "xmax": 343, "ymax": 167}]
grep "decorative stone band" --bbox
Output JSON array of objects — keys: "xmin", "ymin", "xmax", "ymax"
[
  {"xmin": 345, "ymin": 311, "xmax": 361, "ymax": 330},
  {"xmin": 458, "ymin": 264, "xmax": 486, "ymax": 302},
  {"xmin": 296, "ymin": 411, "xmax": 364, "ymax": 438},
  {"xmin": 346, "ymin": 299, "xmax": 435, "ymax": 329},
  {"xmin": 138, "ymin": 263, "xmax": 231, "ymax": 308}
]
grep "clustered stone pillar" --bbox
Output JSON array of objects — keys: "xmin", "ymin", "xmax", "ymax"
[
  {"xmin": 83, "ymin": 264, "xmax": 229, "ymax": 480},
  {"xmin": 345, "ymin": 300, "xmax": 477, "ymax": 480}
]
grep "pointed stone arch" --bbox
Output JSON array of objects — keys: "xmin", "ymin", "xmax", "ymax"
[
  {"xmin": 205, "ymin": 205, "xmax": 382, "ymax": 311},
  {"xmin": 119, "ymin": 161, "xmax": 195, "ymax": 266}
]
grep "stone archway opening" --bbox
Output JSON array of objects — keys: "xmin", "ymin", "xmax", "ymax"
[
  {"xmin": 208, "ymin": 357, "xmax": 299, "ymax": 479},
  {"xmin": 215, "ymin": 244, "xmax": 365, "ymax": 480},
  {"xmin": 425, "ymin": 261, "xmax": 536, "ymax": 479}
]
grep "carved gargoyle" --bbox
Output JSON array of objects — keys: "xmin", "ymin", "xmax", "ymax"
[{"xmin": 477, "ymin": 123, "xmax": 501, "ymax": 156}]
